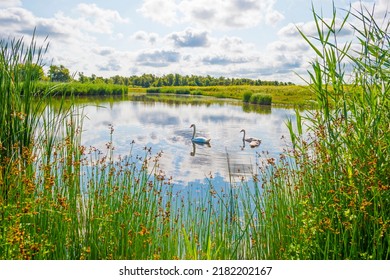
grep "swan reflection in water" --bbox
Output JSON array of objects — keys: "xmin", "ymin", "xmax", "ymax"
[
  {"xmin": 240, "ymin": 138, "xmax": 261, "ymax": 150},
  {"xmin": 190, "ymin": 142, "xmax": 211, "ymax": 156}
]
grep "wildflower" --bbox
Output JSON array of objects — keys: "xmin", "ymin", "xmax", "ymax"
[{"xmin": 138, "ymin": 225, "xmax": 150, "ymax": 236}]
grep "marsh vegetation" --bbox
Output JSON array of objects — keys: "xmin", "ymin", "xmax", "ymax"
[
  {"xmin": 36, "ymin": 81, "xmax": 127, "ymax": 96},
  {"xmin": 142, "ymin": 84, "xmax": 313, "ymax": 106}
]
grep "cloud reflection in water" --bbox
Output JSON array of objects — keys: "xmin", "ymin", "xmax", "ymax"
[{"xmin": 80, "ymin": 97, "xmax": 297, "ymax": 189}]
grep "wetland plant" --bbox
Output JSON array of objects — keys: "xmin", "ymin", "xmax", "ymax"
[{"xmin": 257, "ymin": 2, "xmax": 390, "ymax": 259}]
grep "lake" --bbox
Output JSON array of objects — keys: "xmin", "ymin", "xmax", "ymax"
[{"xmin": 78, "ymin": 94, "xmax": 297, "ymax": 191}]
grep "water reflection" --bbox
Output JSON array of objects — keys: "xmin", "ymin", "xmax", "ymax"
[
  {"xmin": 242, "ymin": 103, "xmax": 272, "ymax": 114},
  {"xmin": 77, "ymin": 95, "xmax": 297, "ymax": 189},
  {"xmin": 190, "ymin": 142, "xmax": 211, "ymax": 156}
]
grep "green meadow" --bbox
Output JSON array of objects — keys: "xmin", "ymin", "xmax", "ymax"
[
  {"xmin": 141, "ymin": 84, "xmax": 315, "ymax": 106},
  {"xmin": 0, "ymin": 3, "xmax": 388, "ymax": 260}
]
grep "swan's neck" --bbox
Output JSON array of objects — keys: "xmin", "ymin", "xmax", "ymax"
[
  {"xmin": 242, "ymin": 130, "xmax": 245, "ymax": 140},
  {"xmin": 192, "ymin": 125, "xmax": 196, "ymax": 139}
]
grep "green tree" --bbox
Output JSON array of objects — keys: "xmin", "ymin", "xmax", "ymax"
[
  {"xmin": 165, "ymin": 74, "xmax": 174, "ymax": 86},
  {"xmin": 78, "ymin": 72, "xmax": 89, "ymax": 83},
  {"xmin": 18, "ymin": 63, "xmax": 45, "ymax": 81},
  {"xmin": 174, "ymin": 73, "xmax": 181, "ymax": 86},
  {"xmin": 112, "ymin": 75, "xmax": 124, "ymax": 85},
  {"xmin": 48, "ymin": 65, "xmax": 72, "ymax": 82}
]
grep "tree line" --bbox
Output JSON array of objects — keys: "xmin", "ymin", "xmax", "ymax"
[{"xmin": 23, "ymin": 64, "xmax": 295, "ymax": 87}]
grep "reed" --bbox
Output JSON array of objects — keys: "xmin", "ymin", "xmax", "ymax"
[
  {"xmin": 36, "ymin": 81, "xmax": 127, "ymax": 96},
  {"xmin": 0, "ymin": 33, "xmax": 48, "ymax": 202},
  {"xmin": 249, "ymin": 2, "xmax": 390, "ymax": 259},
  {"xmin": 0, "ymin": 34, "xmax": 81, "ymax": 259}
]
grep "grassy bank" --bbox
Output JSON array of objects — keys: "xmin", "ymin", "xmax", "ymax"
[
  {"xmin": 1, "ymin": 2, "xmax": 389, "ymax": 260},
  {"xmin": 139, "ymin": 84, "xmax": 315, "ymax": 106},
  {"xmin": 38, "ymin": 81, "xmax": 313, "ymax": 106},
  {"xmin": 36, "ymin": 81, "xmax": 127, "ymax": 96}
]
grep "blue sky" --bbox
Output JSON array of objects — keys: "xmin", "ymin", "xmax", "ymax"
[{"xmin": 0, "ymin": 0, "xmax": 388, "ymax": 83}]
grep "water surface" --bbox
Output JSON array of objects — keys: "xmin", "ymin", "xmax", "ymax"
[{"xmin": 79, "ymin": 95, "xmax": 297, "ymax": 189}]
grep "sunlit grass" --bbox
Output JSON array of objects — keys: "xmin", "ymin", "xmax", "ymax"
[{"xmin": 138, "ymin": 85, "xmax": 315, "ymax": 106}]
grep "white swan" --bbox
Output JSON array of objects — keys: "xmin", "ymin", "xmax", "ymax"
[
  {"xmin": 190, "ymin": 124, "xmax": 211, "ymax": 144},
  {"xmin": 240, "ymin": 129, "xmax": 260, "ymax": 142}
]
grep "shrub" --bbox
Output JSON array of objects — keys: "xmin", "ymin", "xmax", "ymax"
[
  {"xmin": 249, "ymin": 93, "xmax": 272, "ymax": 105},
  {"xmin": 175, "ymin": 88, "xmax": 190, "ymax": 94},
  {"xmin": 242, "ymin": 90, "xmax": 253, "ymax": 102},
  {"xmin": 190, "ymin": 90, "xmax": 202, "ymax": 95},
  {"xmin": 146, "ymin": 87, "xmax": 161, "ymax": 93}
]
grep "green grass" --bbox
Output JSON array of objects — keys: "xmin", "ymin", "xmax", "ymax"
[
  {"xmin": 36, "ymin": 81, "xmax": 127, "ymax": 96},
  {"xmin": 1, "ymin": 2, "xmax": 389, "ymax": 260},
  {"xmin": 146, "ymin": 87, "xmax": 191, "ymax": 95},
  {"xmin": 136, "ymin": 84, "xmax": 315, "ymax": 106}
]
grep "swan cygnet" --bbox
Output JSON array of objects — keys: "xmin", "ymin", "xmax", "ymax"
[
  {"xmin": 249, "ymin": 139, "xmax": 261, "ymax": 148},
  {"xmin": 190, "ymin": 124, "xmax": 211, "ymax": 144}
]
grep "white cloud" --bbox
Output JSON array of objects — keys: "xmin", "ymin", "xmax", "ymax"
[
  {"xmin": 267, "ymin": 40, "xmax": 309, "ymax": 53},
  {"xmin": 93, "ymin": 47, "xmax": 116, "ymax": 56},
  {"xmin": 180, "ymin": 0, "xmax": 284, "ymax": 29},
  {"xmin": 218, "ymin": 36, "xmax": 255, "ymax": 53},
  {"xmin": 266, "ymin": 9, "xmax": 285, "ymax": 26},
  {"xmin": 131, "ymin": 30, "xmax": 159, "ymax": 45},
  {"xmin": 136, "ymin": 50, "xmax": 181, "ymax": 67},
  {"xmin": 202, "ymin": 54, "xmax": 250, "ymax": 65},
  {"xmin": 278, "ymin": 17, "xmax": 353, "ymax": 39},
  {"xmin": 137, "ymin": 0, "xmax": 179, "ymax": 26},
  {"xmin": 0, "ymin": 4, "xmax": 133, "ymax": 79},
  {"xmin": 0, "ymin": 3, "xmax": 129, "ymax": 39},
  {"xmin": 168, "ymin": 28, "xmax": 210, "ymax": 47},
  {"xmin": 97, "ymin": 57, "xmax": 122, "ymax": 71},
  {"xmin": 76, "ymin": 3, "xmax": 129, "ymax": 34},
  {"xmin": 138, "ymin": 0, "xmax": 284, "ymax": 29},
  {"xmin": 0, "ymin": 8, "xmax": 80, "ymax": 43},
  {"xmin": 277, "ymin": 22, "xmax": 299, "ymax": 37},
  {"xmin": 0, "ymin": 0, "xmax": 21, "ymax": 8},
  {"xmin": 0, "ymin": 7, "xmax": 34, "ymax": 31}
]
